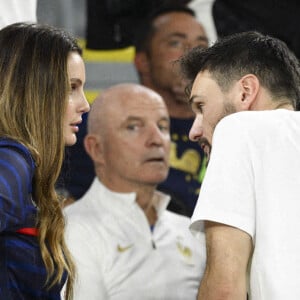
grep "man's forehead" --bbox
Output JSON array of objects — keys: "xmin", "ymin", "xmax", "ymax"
[
  {"xmin": 189, "ymin": 71, "xmax": 215, "ymax": 101},
  {"xmin": 119, "ymin": 97, "xmax": 168, "ymax": 113},
  {"xmin": 153, "ymin": 11, "xmax": 203, "ymax": 31},
  {"xmin": 153, "ymin": 12, "xmax": 187, "ymax": 27},
  {"xmin": 191, "ymin": 71, "xmax": 210, "ymax": 90}
]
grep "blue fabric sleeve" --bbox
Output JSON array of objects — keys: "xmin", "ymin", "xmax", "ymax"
[{"xmin": 0, "ymin": 139, "xmax": 35, "ymax": 232}]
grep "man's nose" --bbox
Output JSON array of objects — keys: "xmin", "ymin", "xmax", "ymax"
[
  {"xmin": 189, "ymin": 116, "xmax": 203, "ymax": 142},
  {"xmin": 147, "ymin": 124, "xmax": 167, "ymax": 146}
]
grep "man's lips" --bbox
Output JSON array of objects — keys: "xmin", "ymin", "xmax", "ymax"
[
  {"xmin": 201, "ymin": 143, "xmax": 209, "ymax": 154},
  {"xmin": 145, "ymin": 156, "xmax": 166, "ymax": 163},
  {"xmin": 200, "ymin": 142, "xmax": 211, "ymax": 162},
  {"xmin": 146, "ymin": 157, "xmax": 164, "ymax": 162}
]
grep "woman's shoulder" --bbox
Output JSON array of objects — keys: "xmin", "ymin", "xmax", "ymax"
[{"xmin": 0, "ymin": 137, "xmax": 35, "ymax": 169}]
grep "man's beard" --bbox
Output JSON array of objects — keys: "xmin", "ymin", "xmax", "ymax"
[{"xmin": 199, "ymin": 101, "xmax": 237, "ymax": 165}]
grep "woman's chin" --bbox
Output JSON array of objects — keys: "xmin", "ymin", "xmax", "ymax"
[{"xmin": 64, "ymin": 134, "xmax": 77, "ymax": 146}]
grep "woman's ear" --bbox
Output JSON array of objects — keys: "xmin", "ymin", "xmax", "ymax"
[
  {"xmin": 84, "ymin": 134, "xmax": 104, "ymax": 164},
  {"xmin": 237, "ymin": 74, "xmax": 260, "ymax": 110}
]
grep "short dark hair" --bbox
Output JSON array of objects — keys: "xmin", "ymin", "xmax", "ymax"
[
  {"xmin": 180, "ymin": 31, "xmax": 300, "ymax": 109},
  {"xmin": 134, "ymin": 5, "xmax": 196, "ymax": 53}
]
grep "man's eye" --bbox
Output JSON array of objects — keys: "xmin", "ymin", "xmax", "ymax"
[
  {"xmin": 197, "ymin": 103, "xmax": 203, "ymax": 110},
  {"xmin": 192, "ymin": 103, "xmax": 204, "ymax": 113},
  {"xmin": 195, "ymin": 38, "xmax": 209, "ymax": 49},
  {"xmin": 127, "ymin": 124, "xmax": 138, "ymax": 130},
  {"xmin": 168, "ymin": 40, "xmax": 184, "ymax": 48},
  {"xmin": 158, "ymin": 124, "xmax": 170, "ymax": 132}
]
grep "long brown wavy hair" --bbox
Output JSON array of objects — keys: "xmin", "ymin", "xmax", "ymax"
[{"xmin": 0, "ymin": 23, "xmax": 80, "ymax": 299}]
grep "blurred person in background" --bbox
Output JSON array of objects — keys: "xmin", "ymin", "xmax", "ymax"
[{"xmin": 134, "ymin": 5, "xmax": 209, "ymax": 216}]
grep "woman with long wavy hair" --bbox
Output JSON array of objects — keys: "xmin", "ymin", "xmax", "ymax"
[{"xmin": 0, "ymin": 22, "xmax": 89, "ymax": 299}]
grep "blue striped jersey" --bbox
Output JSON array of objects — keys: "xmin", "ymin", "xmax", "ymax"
[{"xmin": 0, "ymin": 138, "xmax": 65, "ymax": 299}]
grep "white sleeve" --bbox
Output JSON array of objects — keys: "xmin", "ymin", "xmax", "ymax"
[
  {"xmin": 0, "ymin": 0, "xmax": 37, "ymax": 29},
  {"xmin": 65, "ymin": 218, "xmax": 109, "ymax": 300},
  {"xmin": 191, "ymin": 114, "xmax": 255, "ymax": 238}
]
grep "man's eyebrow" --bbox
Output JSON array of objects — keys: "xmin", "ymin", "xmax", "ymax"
[
  {"xmin": 125, "ymin": 116, "xmax": 142, "ymax": 121},
  {"xmin": 165, "ymin": 32, "xmax": 187, "ymax": 39},
  {"xmin": 165, "ymin": 32, "xmax": 208, "ymax": 42},
  {"xmin": 160, "ymin": 116, "xmax": 170, "ymax": 123},
  {"xmin": 197, "ymin": 36, "xmax": 209, "ymax": 44}
]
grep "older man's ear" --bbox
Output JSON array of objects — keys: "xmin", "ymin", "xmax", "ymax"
[{"xmin": 84, "ymin": 134, "xmax": 104, "ymax": 165}]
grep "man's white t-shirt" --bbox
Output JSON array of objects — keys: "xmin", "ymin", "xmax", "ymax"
[{"xmin": 191, "ymin": 109, "xmax": 300, "ymax": 299}]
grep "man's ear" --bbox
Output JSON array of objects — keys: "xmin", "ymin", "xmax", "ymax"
[
  {"xmin": 237, "ymin": 74, "xmax": 260, "ymax": 110},
  {"xmin": 84, "ymin": 134, "xmax": 104, "ymax": 164},
  {"xmin": 134, "ymin": 52, "xmax": 150, "ymax": 74}
]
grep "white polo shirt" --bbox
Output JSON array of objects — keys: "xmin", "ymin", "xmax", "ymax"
[{"xmin": 65, "ymin": 178, "xmax": 206, "ymax": 300}]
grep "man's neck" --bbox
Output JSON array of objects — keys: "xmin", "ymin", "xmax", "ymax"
[
  {"xmin": 250, "ymin": 88, "xmax": 295, "ymax": 111},
  {"xmin": 99, "ymin": 173, "xmax": 159, "ymax": 225},
  {"xmin": 135, "ymin": 186, "xmax": 158, "ymax": 226}
]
